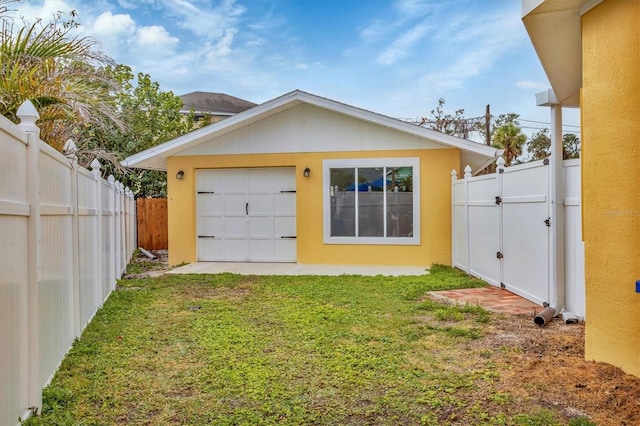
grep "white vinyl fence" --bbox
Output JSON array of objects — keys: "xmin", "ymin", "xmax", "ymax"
[
  {"xmin": 0, "ymin": 102, "xmax": 136, "ymax": 426},
  {"xmin": 452, "ymin": 158, "xmax": 585, "ymax": 319}
]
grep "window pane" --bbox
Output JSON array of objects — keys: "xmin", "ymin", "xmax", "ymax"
[
  {"xmin": 330, "ymin": 168, "xmax": 355, "ymax": 237},
  {"xmin": 386, "ymin": 167, "xmax": 413, "ymax": 237},
  {"xmin": 357, "ymin": 168, "xmax": 384, "ymax": 237}
]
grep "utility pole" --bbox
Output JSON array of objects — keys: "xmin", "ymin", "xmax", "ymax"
[{"xmin": 485, "ymin": 104, "xmax": 491, "ymax": 146}]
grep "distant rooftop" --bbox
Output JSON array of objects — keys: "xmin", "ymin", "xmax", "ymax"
[{"xmin": 179, "ymin": 91, "xmax": 257, "ymax": 116}]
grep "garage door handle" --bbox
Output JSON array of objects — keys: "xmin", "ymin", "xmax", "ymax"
[
  {"xmin": 281, "ymin": 236, "xmax": 297, "ymax": 239},
  {"xmin": 246, "ymin": 202, "xmax": 249, "ymax": 215}
]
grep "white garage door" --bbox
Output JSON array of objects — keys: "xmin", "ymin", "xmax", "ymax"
[{"xmin": 196, "ymin": 168, "xmax": 296, "ymax": 262}]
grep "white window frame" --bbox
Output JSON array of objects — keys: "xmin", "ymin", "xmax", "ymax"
[{"xmin": 323, "ymin": 157, "xmax": 420, "ymax": 245}]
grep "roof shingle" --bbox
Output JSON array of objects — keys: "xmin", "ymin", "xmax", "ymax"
[{"xmin": 179, "ymin": 91, "xmax": 257, "ymax": 115}]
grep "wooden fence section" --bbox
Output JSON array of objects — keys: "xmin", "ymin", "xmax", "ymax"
[
  {"xmin": 0, "ymin": 101, "xmax": 136, "ymax": 426},
  {"xmin": 137, "ymin": 198, "xmax": 168, "ymax": 250},
  {"xmin": 451, "ymin": 158, "xmax": 585, "ymax": 319}
]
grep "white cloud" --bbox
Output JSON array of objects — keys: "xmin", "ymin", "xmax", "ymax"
[
  {"xmin": 416, "ymin": 6, "xmax": 525, "ymax": 92},
  {"xmin": 161, "ymin": 0, "xmax": 245, "ymax": 39},
  {"xmin": 377, "ymin": 23, "xmax": 431, "ymax": 65},
  {"xmin": 358, "ymin": 19, "xmax": 388, "ymax": 42},
  {"xmin": 93, "ymin": 11, "xmax": 136, "ymax": 37},
  {"xmin": 135, "ymin": 25, "xmax": 180, "ymax": 48},
  {"xmin": 10, "ymin": 0, "xmax": 78, "ymax": 25},
  {"xmin": 206, "ymin": 28, "xmax": 237, "ymax": 58},
  {"xmin": 393, "ymin": 0, "xmax": 441, "ymax": 17}
]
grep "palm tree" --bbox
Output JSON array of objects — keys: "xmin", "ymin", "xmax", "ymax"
[
  {"xmin": 491, "ymin": 121, "xmax": 527, "ymax": 166},
  {"xmin": 0, "ymin": 12, "xmax": 124, "ymax": 153}
]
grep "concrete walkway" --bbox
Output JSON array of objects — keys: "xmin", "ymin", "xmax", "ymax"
[{"xmin": 168, "ymin": 262, "xmax": 429, "ymax": 277}]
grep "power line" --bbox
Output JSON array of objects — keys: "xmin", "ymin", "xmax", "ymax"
[
  {"xmin": 519, "ymin": 118, "xmax": 580, "ymax": 129},
  {"xmin": 521, "ymin": 125, "xmax": 581, "ymax": 134}
]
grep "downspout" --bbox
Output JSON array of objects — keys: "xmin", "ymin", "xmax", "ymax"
[{"xmin": 533, "ymin": 90, "xmax": 578, "ymax": 326}]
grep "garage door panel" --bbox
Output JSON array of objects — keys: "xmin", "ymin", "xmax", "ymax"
[
  {"xmin": 249, "ymin": 240, "xmax": 274, "ymax": 261},
  {"xmin": 197, "ymin": 194, "xmax": 223, "ymax": 215},
  {"xmin": 197, "ymin": 170, "xmax": 224, "ymax": 193},
  {"xmin": 224, "ymin": 239, "xmax": 249, "ymax": 261},
  {"xmin": 274, "ymin": 239, "xmax": 296, "ymax": 261},
  {"xmin": 249, "ymin": 216, "xmax": 273, "ymax": 237},
  {"xmin": 222, "ymin": 170, "xmax": 249, "ymax": 192},
  {"xmin": 248, "ymin": 194, "xmax": 273, "ymax": 214},
  {"xmin": 224, "ymin": 194, "xmax": 248, "ymax": 215},
  {"xmin": 198, "ymin": 216, "xmax": 224, "ymax": 236},
  {"xmin": 198, "ymin": 238, "xmax": 224, "ymax": 261},
  {"xmin": 273, "ymin": 169, "xmax": 295, "ymax": 188},
  {"xmin": 274, "ymin": 216, "xmax": 296, "ymax": 236},
  {"xmin": 223, "ymin": 217, "xmax": 248, "ymax": 237},
  {"xmin": 248, "ymin": 169, "xmax": 274, "ymax": 192},
  {"xmin": 274, "ymin": 193, "xmax": 295, "ymax": 214}
]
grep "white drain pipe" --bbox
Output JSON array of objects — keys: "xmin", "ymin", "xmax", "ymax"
[{"xmin": 533, "ymin": 90, "xmax": 578, "ymax": 326}]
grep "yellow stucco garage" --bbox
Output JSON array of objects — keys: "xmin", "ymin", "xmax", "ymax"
[{"xmin": 124, "ymin": 90, "xmax": 498, "ymax": 268}]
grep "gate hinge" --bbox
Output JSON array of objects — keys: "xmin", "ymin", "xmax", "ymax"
[
  {"xmin": 544, "ymin": 217, "xmax": 551, "ymax": 227},
  {"xmin": 496, "ymin": 252, "xmax": 503, "ymax": 259},
  {"xmin": 495, "ymin": 196, "xmax": 502, "ymax": 205}
]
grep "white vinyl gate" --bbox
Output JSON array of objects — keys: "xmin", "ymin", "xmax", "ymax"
[
  {"xmin": 196, "ymin": 168, "xmax": 296, "ymax": 262},
  {"xmin": 500, "ymin": 161, "xmax": 550, "ymax": 304},
  {"xmin": 452, "ymin": 158, "xmax": 585, "ymax": 318}
]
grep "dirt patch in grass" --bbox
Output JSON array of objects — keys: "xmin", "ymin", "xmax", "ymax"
[
  {"xmin": 474, "ymin": 314, "xmax": 640, "ymax": 425},
  {"xmin": 121, "ymin": 249, "xmax": 171, "ymax": 279}
]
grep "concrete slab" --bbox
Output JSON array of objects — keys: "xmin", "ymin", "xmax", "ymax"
[{"xmin": 168, "ymin": 262, "xmax": 429, "ymax": 277}]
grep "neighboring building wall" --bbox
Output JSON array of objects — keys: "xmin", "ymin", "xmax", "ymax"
[
  {"xmin": 166, "ymin": 148, "xmax": 459, "ymax": 268},
  {"xmin": 582, "ymin": 1, "xmax": 640, "ymax": 375}
]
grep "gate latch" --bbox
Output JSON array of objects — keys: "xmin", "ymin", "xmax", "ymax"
[
  {"xmin": 496, "ymin": 252, "xmax": 504, "ymax": 259},
  {"xmin": 544, "ymin": 217, "xmax": 551, "ymax": 227}
]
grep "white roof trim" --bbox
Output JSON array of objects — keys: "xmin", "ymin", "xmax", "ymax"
[
  {"xmin": 521, "ymin": 0, "xmax": 592, "ymax": 107},
  {"xmin": 123, "ymin": 90, "xmax": 498, "ymax": 171}
]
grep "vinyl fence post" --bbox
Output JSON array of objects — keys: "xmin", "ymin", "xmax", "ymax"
[
  {"xmin": 496, "ymin": 156, "xmax": 506, "ymax": 287},
  {"xmin": 114, "ymin": 182, "xmax": 122, "ymax": 280},
  {"xmin": 66, "ymin": 147, "xmax": 81, "ymax": 338},
  {"xmin": 108, "ymin": 175, "xmax": 116, "ymax": 291},
  {"xmin": 17, "ymin": 100, "xmax": 42, "ymax": 413},
  {"xmin": 91, "ymin": 160, "xmax": 103, "ymax": 308},
  {"xmin": 451, "ymin": 169, "xmax": 458, "ymax": 267},
  {"xmin": 464, "ymin": 165, "xmax": 472, "ymax": 274},
  {"xmin": 119, "ymin": 183, "xmax": 126, "ymax": 275}
]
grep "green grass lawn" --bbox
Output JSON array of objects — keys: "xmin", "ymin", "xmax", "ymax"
[{"xmin": 25, "ymin": 266, "xmax": 592, "ymax": 425}]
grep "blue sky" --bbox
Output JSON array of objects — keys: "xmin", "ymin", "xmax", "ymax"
[{"xmin": 11, "ymin": 0, "xmax": 579, "ymax": 138}]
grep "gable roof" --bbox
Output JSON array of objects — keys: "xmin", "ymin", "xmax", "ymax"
[
  {"xmin": 123, "ymin": 90, "xmax": 499, "ymax": 172},
  {"xmin": 522, "ymin": 0, "xmax": 602, "ymax": 106},
  {"xmin": 179, "ymin": 91, "xmax": 257, "ymax": 116}
]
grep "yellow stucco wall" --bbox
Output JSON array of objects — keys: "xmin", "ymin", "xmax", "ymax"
[
  {"xmin": 581, "ymin": 0, "xmax": 640, "ymax": 375},
  {"xmin": 166, "ymin": 148, "xmax": 459, "ymax": 267}
]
